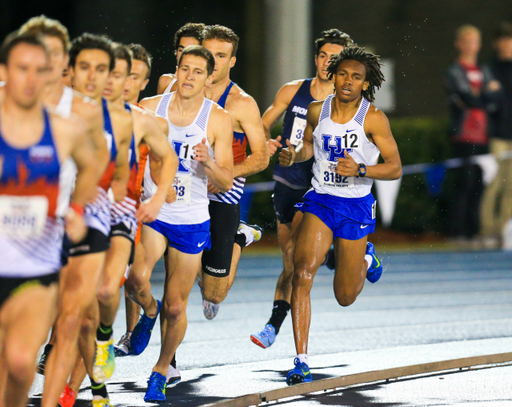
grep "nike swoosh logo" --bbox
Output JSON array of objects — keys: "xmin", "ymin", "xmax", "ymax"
[
  {"xmin": 185, "ymin": 134, "xmax": 196, "ymax": 138},
  {"xmin": 346, "ymin": 129, "xmax": 356, "ymax": 133},
  {"xmin": 360, "ymin": 225, "xmax": 369, "ymax": 229},
  {"xmin": 197, "ymin": 240, "xmax": 207, "ymax": 247}
]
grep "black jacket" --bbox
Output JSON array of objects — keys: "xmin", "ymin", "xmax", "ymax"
[{"xmin": 487, "ymin": 58, "xmax": 512, "ymax": 141}]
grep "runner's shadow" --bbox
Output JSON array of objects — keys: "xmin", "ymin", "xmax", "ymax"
[{"xmin": 253, "ymin": 366, "xmax": 346, "ymax": 383}]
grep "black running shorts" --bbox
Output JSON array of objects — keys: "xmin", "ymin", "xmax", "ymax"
[
  {"xmin": 0, "ymin": 272, "xmax": 59, "ymax": 309},
  {"xmin": 110, "ymin": 222, "xmax": 136, "ymax": 265},
  {"xmin": 202, "ymin": 201, "xmax": 240, "ymax": 278},
  {"xmin": 272, "ymin": 181, "xmax": 308, "ymax": 224},
  {"xmin": 69, "ymin": 227, "xmax": 110, "ymax": 257}
]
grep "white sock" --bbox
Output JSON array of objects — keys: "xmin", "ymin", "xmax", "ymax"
[
  {"xmin": 297, "ymin": 353, "xmax": 308, "ymax": 365},
  {"xmin": 365, "ymin": 254, "xmax": 373, "ymax": 270}
]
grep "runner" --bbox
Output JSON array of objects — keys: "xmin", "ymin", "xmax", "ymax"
[
  {"xmin": 251, "ymin": 29, "xmax": 352, "ymax": 348},
  {"xmin": 279, "ymin": 46, "xmax": 402, "ymax": 385},
  {"xmin": 200, "ymin": 24, "xmax": 269, "ymax": 319},
  {"xmin": 157, "ymin": 22, "xmax": 205, "ymax": 94},
  {"xmin": 125, "ymin": 45, "xmax": 233, "ymax": 402},
  {"xmin": 0, "ymin": 30, "xmax": 96, "ymax": 407}
]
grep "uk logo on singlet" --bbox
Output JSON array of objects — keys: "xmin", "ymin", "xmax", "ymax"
[
  {"xmin": 322, "ymin": 134, "xmax": 353, "ymax": 161},
  {"xmin": 172, "ymin": 140, "xmax": 191, "ymax": 173}
]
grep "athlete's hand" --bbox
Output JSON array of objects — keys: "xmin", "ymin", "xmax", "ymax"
[
  {"xmin": 207, "ymin": 180, "xmax": 221, "ymax": 194},
  {"xmin": 64, "ymin": 209, "xmax": 87, "ymax": 243},
  {"xmin": 279, "ymin": 139, "xmax": 296, "ymax": 167},
  {"xmin": 136, "ymin": 193, "xmax": 165, "ymax": 223},
  {"xmin": 166, "ymin": 185, "xmax": 177, "ymax": 203},
  {"xmin": 193, "ymin": 138, "xmax": 213, "ymax": 167},
  {"xmin": 110, "ymin": 179, "xmax": 127, "ymax": 202},
  {"xmin": 336, "ymin": 150, "xmax": 358, "ymax": 177},
  {"xmin": 267, "ymin": 136, "xmax": 282, "ymax": 156}
]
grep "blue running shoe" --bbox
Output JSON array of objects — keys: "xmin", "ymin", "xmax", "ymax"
[
  {"xmin": 130, "ymin": 299, "xmax": 161, "ymax": 355},
  {"xmin": 366, "ymin": 242, "xmax": 383, "ymax": 283},
  {"xmin": 286, "ymin": 357, "xmax": 313, "ymax": 385},
  {"xmin": 250, "ymin": 324, "xmax": 276, "ymax": 349},
  {"xmin": 144, "ymin": 371, "xmax": 167, "ymax": 402}
]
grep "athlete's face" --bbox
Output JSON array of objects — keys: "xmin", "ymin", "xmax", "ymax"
[
  {"xmin": 0, "ymin": 43, "xmax": 50, "ymax": 109},
  {"xmin": 103, "ymin": 58, "xmax": 129, "ymax": 103},
  {"xmin": 69, "ymin": 49, "xmax": 111, "ymax": 100},
  {"xmin": 333, "ymin": 59, "xmax": 369, "ymax": 102},
  {"xmin": 201, "ymin": 39, "xmax": 235, "ymax": 84},
  {"xmin": 124, "ymin": 59, "xmax": 149, "ymax": 103},
  {"xmin": 42, "ymin": 35, "xmax": 69, "ymax": 85},
  {"xmin": 176, "ymin": 54, "xmax": 212, "ymax": 98},
  {"xmin": 176, "ymin": 36, "xmax": 201, "ymax": 63},
  {"xmin": 455, "ymin": 30, "xmax": 481, "ymax": 59},
  {"xmin": 316, "ymin": 43, "xmax": 344, "ymax": 81}
]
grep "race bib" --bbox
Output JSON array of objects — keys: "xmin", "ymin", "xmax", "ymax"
[
  {"xmin": 289, "ymin": 116, "xmax": 307, "ymax": 146},
  {"xmin": 319, "ymin": 160, "xmax": 354, "ymax": 189},
  {"xmin": 172, "ymin": 174, "xmax": 192, "ymax": 204},
  {"xmin": 0, "ymin": 196, "xmax": 48, "ymax": 238}
]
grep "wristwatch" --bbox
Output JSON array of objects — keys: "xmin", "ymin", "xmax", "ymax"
[{"xmin": 358, "ymin": 163, "xmax": 367, "ymax": 177}]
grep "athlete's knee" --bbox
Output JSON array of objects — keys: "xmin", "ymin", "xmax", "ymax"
[
  {"xmin": 162, "ymin": 298, "xmax": 186, "ymax": 322},
  {"xmin": 334, "ymin": 288, "xmax": 358, "ymax": 307},
  {"xmin": 291, "ymin": 265, "xmax": 315, "ymax": 290},
  {"xmin": 97, "ymin": 278, "xmax": 119, "ymax": 305},
  {"xmin": 80, "ymin": 312, "xmax": 97, "ymax": 336},
  {"xmin": 5, "ymin": 346, "xmax": 36, "ymax": 384}
]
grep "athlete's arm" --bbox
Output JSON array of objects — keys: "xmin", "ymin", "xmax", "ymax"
[
  {"xmin": 157, "ymin": 73, "xmax": 175, "ymax": 95},
  {"xmin": 233, "ymin": 95, "xmax": 269, "ymax": 178},
  {"xmin": 110, "ymin": 107, "xmax": 133, "ymax": 202},
  {"xmin": 337, "ymin": 107, "xmax": 402, "ymax": 180},
  {"xmin": 74, "ymin": 96, "xmax": 109, "ymax": 182},
  {"xmin": 196, "ymin": 106, "xmax": 234, "ymax": 192},
  {"xmin": 279, "ymin": 100, "xmax": 320, "ymax": 167},
  {"xmin": 134, "ymin": 109, "xmax": 179, "ymax": 222}
]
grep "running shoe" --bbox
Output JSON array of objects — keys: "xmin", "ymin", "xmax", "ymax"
[
  {"xmin": 58, "ymin": 383, "xmax": 76, "ymax": 407},
  {"xmin": 166, "ymin": 363, "xmax": 181, "ymax": 386},
  {"xmin": 144, "ymin": 371, "xmax": 167, "ymax": 402},
  {"xmin": 130, "ymin": 299, "xmax": 161, "ymax": 355},
  {"xmin": 92, "ymin": 337, "xmax": 115, "ymax": 383},
  {"xmin": 366, "ymin": 242, "xmax": 383, "ymax": 283},
  {"xmin": 250, "ymin": 324, "xmax": 276, "ymax": 349},
  {"xmin": 91, "ymin": 396, "xmax": 114, "ymax": 407},
  {"xmin": 286, "ymin": 357, "xmax": 313, "ymax": 385},
  {"xmin": 36, "ymin": 344, "xmax": 53, "ymax": 375},
  {"xmin": 114, "ymin": 332, "xmax": 131, "ymax": 357},
  {"xmin": 200, "ymin": 284, "xmax": 220, "ymax": 320},
  {"xmin": 237, "ymin": 221, "xmax": 263, "ymax": 247}
]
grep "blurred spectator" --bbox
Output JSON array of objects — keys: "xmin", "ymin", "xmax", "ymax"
[
  {"xmin": 480, "ymin": 22, "xmax": 512, "ymax": 247},
  {"xmin": 444, "ymin": 25, "xmax": 501, "ymax": 242}
]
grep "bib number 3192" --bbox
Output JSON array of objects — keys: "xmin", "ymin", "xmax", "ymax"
[{"xmin": 319, "ymin": 160, "xmax": 354, "ymax": 189}]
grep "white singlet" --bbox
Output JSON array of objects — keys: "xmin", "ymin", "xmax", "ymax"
[
  {"xmin": 163, "ymin": 77, "xmax": 177, "ymax": 94},
  {"xmin": 55, "ymin": 86, "xmax": 77, "ymax": 218},
  {"xmin": 311, "ymin": 95, "xmax": 380, "ymax": 198},
  {"xmin": 142, "ymin": 92, "xmax": 214, "ymax": 225}
]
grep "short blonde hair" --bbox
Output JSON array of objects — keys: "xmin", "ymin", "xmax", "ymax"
[
  {"xmin": 455, "ymin": 25, "xmax": 481, "ymax": 40},
  {"xmin": 19, "ymin": 15, "xmax": 71, "ymax": 53}
]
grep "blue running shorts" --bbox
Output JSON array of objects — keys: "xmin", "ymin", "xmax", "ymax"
[
  {"xmin": 302, "ymin": 190, "xmax": 376, "ymax": 241},
  {"xmin": 145, "ymin": 219, "xmax": 211, "ymax": 255}
]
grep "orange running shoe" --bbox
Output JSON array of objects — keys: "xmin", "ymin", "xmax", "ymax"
[{"xmin": 58, "ymin": 383, "xmax": 76, "ymax": 407}]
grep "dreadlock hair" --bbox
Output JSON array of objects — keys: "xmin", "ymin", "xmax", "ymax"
[
  {"xmin": 327, "ymin": 46, "xmax": 384, "ymax": 103},
  {"xmin": 174, "ymin": 23, "xmax": 205, "ymax": 55},
  {"xmin": 69, "ymin": 33, "xmax": 115, "ymax": 71},
  {"xmin": 315, "ymin": 29, "xmax": 353, "ymax": 56},
  {"xmin": 127, "ymin": 43, "xmax": 152, "ymax": 78}
]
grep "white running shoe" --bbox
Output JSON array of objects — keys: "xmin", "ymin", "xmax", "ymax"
[
  {"xmin": 199, "ymin": 283, "xmax": 220, "ymax": 320},
  {"xmin": 114, "ymin": 332, "xmax": 131, "ymax": 357},
  {"xmin": 166, "ymin": 363, "xmax": 181, "ymax": 386},
  {"xmin": 237, "ymin": 221, "xmax": 263, "ymax": 247}
]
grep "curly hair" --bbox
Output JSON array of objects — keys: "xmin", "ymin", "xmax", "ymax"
[{"xmin": 327, "ymin": 46, "xmax": 384, "ymax": 102}]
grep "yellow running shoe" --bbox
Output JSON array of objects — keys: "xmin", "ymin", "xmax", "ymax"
[
  {"xmin": 92, "ymin": 338, "xmax": 115, "ymax": 383},
  {"xmin": 92, "ymin": 396, "xmax": 114, "ymax": 407}
]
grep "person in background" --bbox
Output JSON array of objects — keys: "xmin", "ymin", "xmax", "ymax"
[
  {"xmin": 480, "ymin": 22, "xmax": 512, "ymax": 248},
  {"xmin": 443, "ymin": 25, "xmax": 501, "ymax": 245}
]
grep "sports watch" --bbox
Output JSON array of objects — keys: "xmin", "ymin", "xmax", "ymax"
[{"xmin": 358, "ymin": 163, "xmax": 367, "ymax": 177}]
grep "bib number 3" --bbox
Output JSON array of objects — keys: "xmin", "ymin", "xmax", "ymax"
[
  {"xmin": 319, "ymin": 160, "xmax": 354, "ymax": 189},
  {"xmin": 172, "ymin": 175, "xmax": 192, "ymax": 204},
  {"xmin": 289, "ymin": 116, "xmax": 307, "ymax": 146}
]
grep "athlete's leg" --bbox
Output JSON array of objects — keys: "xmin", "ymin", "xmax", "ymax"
[
  {"xmin": 291, "ymin": 213, "xmax": 333, "ymax": 356},
  {"xmin": 152, "ymin": 248, "xmax": 201, "ymax": 375},
  {"xmin": 78, "ymin": 298, "xmax": 100, "ymax": 376},
  {"xmin": 125, "ymin": 289, "xmax": 141, "ymax": 331},
  {"xmin": 125, "ymin": 225, "xmax": 166, "ymax": 317},
  {"xmin": 1, "ymin": 284, "xmax": 58, "ymax": 407},
  {"xmin": 42, "ymin": 252, "xmax": 105, "ymax": 407},
  {"xmin": 332, "ymin": 236, "xmax": 368, "ymax": 307}
]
